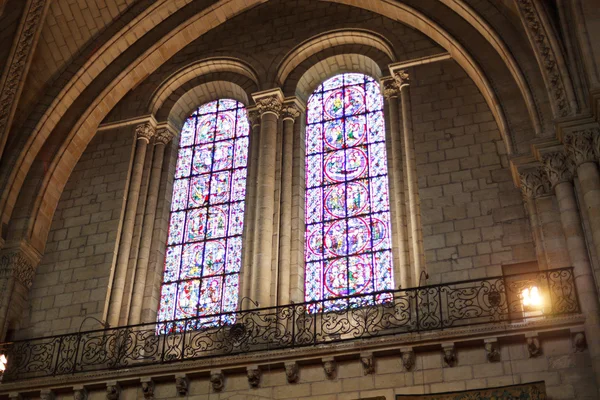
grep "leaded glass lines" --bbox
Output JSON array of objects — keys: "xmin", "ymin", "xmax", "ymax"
[
  {"xmin": 158, "ymin": 99, "xmax": 248, "ymax": 329},
  {"xmin": 304, "ymin": 73, "xmax": 394, "ymax": 311}
]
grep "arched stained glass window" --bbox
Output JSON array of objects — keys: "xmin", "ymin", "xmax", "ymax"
[
  {"xmin": 158, "ymin": 99, "xmax": 249, "ymax": 328},
  {"xmin": 304, "ymin": 73, "xmax": 394, "ymax": 311}
]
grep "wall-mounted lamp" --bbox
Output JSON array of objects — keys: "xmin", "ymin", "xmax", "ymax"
[
  {"xmin": 0, "ymin": 354, "xmax": 7, "ymax": 372},
  {"xmin": 522, "ymin": 286, "xmax": 543, "ymax": 309}
]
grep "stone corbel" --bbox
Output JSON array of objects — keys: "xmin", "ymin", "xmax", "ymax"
[
  {"xmin": 571, "ymin": 327, "xmax": 587, "ymax": 352},
  {"xmin": 526, "ymin": 333, "xmax": 542, "ymax": 357},
  {"xmin": 247, "ymin": 365, "xmax": 261, "ymax": 387},
  {"xmin": 400, "ymin": 347, "xmax": 415, "ymax": 371},
  {"xmin": 106, "ymin": 382, "xmax": 120, "ymax": 400},
  {"xmin": 40, "ymin": 390, "xmax": 55, "ymax": 400},
  {"xmin": 322, "ymin": 357, "xmax": 336, "ymax": 379},
  {"xmin": 442, "ymin": 343, "xmax": 456, "ymax": 367},
  {"xmin": 360, "ymin": 352, "xmax": 375, "ymax": 375},
  {"xmin": 175, "ymin": 374, "xmax": 188, "ymax": 396},
  {"xmin": 210, "ymin": 369, "xmax": 224, "ymax": 392},
  {"xmin": 73, "ymin": 386, "xmax": 87, "ymax": 400},
  {"xmin": 484, "ymin": 338, "xmax": 500, "ymax": 362},
  {"xmin": 140, "ymin": 377, "xmax": 154, "ymax": 399},
  {"xmin": 285, "ymin": 361, "xmax": 299, "ymax": 383}
]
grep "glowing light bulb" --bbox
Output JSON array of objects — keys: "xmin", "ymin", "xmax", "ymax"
[
  {"xmin": 0, "ymin": 354, "xmax": 7, "ymax": 372},
  {"xmin": 522, "ymin": 286, "xmax": 542, "ymax": 308}
]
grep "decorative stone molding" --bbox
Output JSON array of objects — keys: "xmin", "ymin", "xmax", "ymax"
[
  {"xmin": 540, "ymin": 151, "xmax": 573, "ymax": 187},
  {"xmin": 254, "ymin": 96, "xmax": 283, "ymax": 118},
  {"xmin": 154, "ymin": 128, "xmax": 175, "ymax": 145},
  {"xmin": 381, "ymin": 77, "xmax": 400, "ymax": 99},
  {"xmin": 0, "ymin": 251, "xmax": 36, "ymax": 288},
  {"xmin": 280, "ymin": 104, "xmax": 301, "ymax": 121},
  {"xmin": 526, "ymin": 333, "xmax": 542, "ymax": 358},
  {"xmin": 40, "ymin": 390, "xmax": 54, "ymax": 400},
  {"xmin": 514, "ymin": 0, "xmax": 572, "ymax": 117},
  {"xmin": 247, "ymin": 365, "xmax": 261, "ymax": 387},
  {"xmin": 564, "ymin": 130, "xmax": 597, "ymax": 168},
  {"xmin": 442, "ymin": 343, "xmax": 456, "ymax": 367},
  {"xmin": 392, "ymin": 70, "xmax": 410, "ymax": 88},
  {"xmin": 519, "ymin": 167, "xmax": 551, "ymax": 199},
  {"xmin": 400, "ymin": 347, "xmax": 415, "ymax": 371},
  {"xmin": 360, "ymin": 352, "xmax": 375, "ymax": 375},
  {"xmin": 247, "ymin": 108, "xmax": 260, "ymax": 127},
  {"xmin": 0, "ymin": 0, "xmax": 48, "ymax": 146},
  {"xmin": 140, "ymin": 378, "xmax": 154, "ymax": 399},
  {"xmin": 571, "ymin": 328, "xmax": 587, "ymax": 352},
  {"xmin": 322, "ymin": 357, "xmax": 336, "ymax": 379},
  {"xmin": 135, "ymin": 122, "xmax": 156, "ymax": 143},
  {"xmin": 284, "ymin": 361, "xmax": 299, "ymax": 383},
  {"xmin": 210, "ymin": 370, "xmax": 224, "ymax": 392},
  {"xmin": 484, "ymin": 338, "xmax": 500, "ymax": 362},
  {"xmin": 73, "ymin": 386, "xmax": 87, "ymax": 400},
  {"xmin": 175, "ymin": 374, "xmax": 188, "ymax": 396},
  {"xmin": 106, "ymin": 382, "xmax": 120, "ymax": 400}
]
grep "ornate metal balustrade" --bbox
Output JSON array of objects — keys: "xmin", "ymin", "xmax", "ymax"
[{"xmin": 0, "ymin": 267, "xmax": 579, "ymax": 381}]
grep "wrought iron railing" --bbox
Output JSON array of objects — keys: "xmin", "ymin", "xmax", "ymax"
[{"xmin": 0, "ymin": 267, "xmax": 579, "ymax": 381}]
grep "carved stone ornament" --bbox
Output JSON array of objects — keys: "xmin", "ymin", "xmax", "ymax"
[
  {"xmin": 247, "ymin": 109, "xmax": 260, "ymax": 127},
  {"xmin": 442, "ymin": 344, "xmax": 456, "ymax": 367},
  {"xmin": 322, "ymin": 357, "xmax": 336, "ymax": 379},
  {"xmin": 572, "ymin": 332, "xmax": 587, "ymax": 353},
  {"xmin": 73, "ymin": 387, "xmax": 87, "ymax": 400},
  {"xmin": 0, "ymin": 251, "xmax": 36, "ymax": 288},
  {"xmin": 106, "ymin": 383, "xmax": 120, "ymax": 400},
  {"xmin": 210, "ymin": 370, "xmax": 225, "ymax": 391},
  {"xmin": 381, "ymin": 78, "xmax": 401, "ymax": 99},
  {"xmin": 593, "ymin": 130, "xmax": 600, "ymax": 160},
  {"xmin": 281, "ymin": 104, "xmax": 301, "ymax": 121},
  {"xmin": 527, "ymin": 336, "xmax": 542, "ymax": 358},
  {"xmin": 175, "ymin": 374, "xmax": 188, "ymax": 396},
  {"xmin": 540, "ymin": 151, "xmax": 573, "ymax": 188},
  {"xmin": 0, "ymin": 0, "xmax": 47, "ymax": 139},
  {"xmin": 400, "ymin": 348, "xmax": 415, "ymax": 371},
  {"xmin": 247, "ymin": 366, "xmax": 261, "ymax": 387},
  {"xmin": 393, "ymin": 70, "xmax": 410, "ymax": 88},
  {"xmin": 564, "ymin": 130, "xmax": 597, "ymax": 168},
  {"xmin": 154, "ymin": 128, "xmax": 175, "ymax": 145},
  {"xmin": 141, "ymin": 378, "xmax": 154, "ymax": 399},
  {"xmin": 484, "ymin": 340, "xmax": 500, "ymax": 363},
  {"xmin": 515, "ymin": 0, "xmax": 571, "ymax": 117},
  {"xmin": 40, "ymin": 390, "xmax": 55, "ymax": 400},
  {"xmin": 360, "ymin": 352, "xmax": 375, "ymax": 375},
  {"xmin": 135, "ymin": 122, "xmax": 156, "ymax": 142},
  {"xmin": 255, "ymin": 96, "xmax": 283, "ymax": 117},
  {"xmin": 519, "ymin": 167, "xmax": 551, "ymax": 199},
  {"xmin": 284, "ymin": 361, "xmax": 299, "ymax": 383}
]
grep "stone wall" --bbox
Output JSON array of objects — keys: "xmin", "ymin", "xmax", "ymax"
[{"xmin": 15, "ymin": 128, "xmax": 133, "ymax": 339}]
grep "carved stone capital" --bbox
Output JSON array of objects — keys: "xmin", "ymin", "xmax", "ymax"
[
  {"xmin": 393, "ymin": 70, "xmax": 410, "ymax": 88},
  {"xmin": 73, "ymin": 386, "xmax": 87, "ymax": 400},
  {"xmin": 540, "ymin": 150, "xmax": 573, "ymax": 187},
  {"xmin": 442, "ymin": 343, "xmax": 456, "ymax": 367},
  {"xmin": 381, "ymin": 78, "xmax": 401, "ymax": 99},
  {"xmin": 210, "ymin": 370, "xmax": 224, "ymax": 392},
  {"xmin": 322, "ymin": 357, "xmax": 336, "ymax": 379},
  {"xmin": 526, "ymin": 334, "xmax": 542, "ymax": 358},
  {"xmin": 519, "ymin": 167, "xmax": 551, "ymax": 199},
  {"xmin": 571, "ymin": 328, "xmax": 587, "ymax": 352},
  {"xmin": 0, "ymin": 249, "xmax": 38, "ymax": 288},
  {"xmin": 400, "ymin": 347, "xmax": 415, "ymax": 371},
  {"xmin": 255, "ymin": 96, "xmax": 283, "ymax": 118},
  {"xmin": 285, "ymin": 361, "xmax": 299, "ymax": 383},
  {"xmin": 247, "ymin": 109, "xmax": 260, "ymax": 127},
  {"xmin": 40, "ymin": 390, "xmax": 55, "ymax": 400},
  {"xmin": 360, "ymin": 352, "xmax": 375, "ymax": 375},
  {"xmin": 484, "ymin": 339, "xmax": 500, "ymax": 363},
  {"xmin": 154, "ymin": 128, "xmax": 175, "ymax": 145},
  {"xmin": 175, "ymin": 374, "xmax": 188, "ymax": 396},
  {"xmin": 281, "ymin": 104, "xmax": 301, "ymax": 121},
  {"xmin": 247, "ymin": 365, "xmax": 261, "ymax": 387},
  {"xmin": 135, "ymin": 122, "xmax": 155, "ymax": 143},
  {"xmin": 564, "ymin": 129, "xmax": 597, "ymax": 168},
  {"xmin": 106, "ymin": 382, "xmax": 120, "ymax": 400},
  {"xmin": 140, "ymin": 378, "xmax": 154, "ymax": 399}
]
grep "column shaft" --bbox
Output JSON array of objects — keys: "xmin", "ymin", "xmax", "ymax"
[
  {"xmin": 525, "ymin": 196, "xmax": 548, "ymax": 269},
  {"xmin": 107, "ymin": 124, "xmax": 153, "ymax": 326},
  {"xmin": 577, "ymin": 162, "xmax": 600, "ymax": 268},
  {"xmin": 129, "ymin": 139, "xmax": 167, "ymax": 324},
  {"xmin": 278, "ymin": 116, "xmax": 295, "ymax": 305}
]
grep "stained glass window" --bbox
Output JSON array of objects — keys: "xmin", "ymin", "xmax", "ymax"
[
  {"xmin": 304, "ymin": 73, "xmax": 394, "ymax": 311},
  {"xmin": 158, "ymin": 99, "xmax": 249, "ymax": 330}
]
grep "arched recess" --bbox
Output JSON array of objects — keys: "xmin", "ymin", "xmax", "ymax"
[{"xmin": 276, "ymin": 29, "xmax": 397, "ymax": 88}]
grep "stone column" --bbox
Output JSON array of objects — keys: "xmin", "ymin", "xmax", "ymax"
[
  {"xmin": 519, "ymin": 167, "xmax": 552, "ymax": 269},
  {"xmin": 0, "ymin": 243, "xmax": 40, "ymax": 340},
  {"xmin": 107, "ymin": 122, "xmax": 155, "ymax": 326},
  {"xmin": 128, "ymin": 127, "xmax": 174, "ymax": 324},
  {"xmin": 564, "ymin": 128, "xmax": 600, "ymax": 270},
  {"xmin": 250, "ymin": 90, "xmax": 283, "ymax": 308},
  {"xmin": 394, "ymin": 70, "xmax": 426, "ymax": 286},
  {"xmin": 381, "ymin": 77, "xmax": 409, "ymax": 289},
  {"xmin": 541, "ymin": 150, "xmax": 600, "ymax": 390},
  {"xmin": 277, "ymin": 100, "xmax": 301, "ymax": 305},
  {"xmin": 241, "ymin": 108, "xmax": 260, "ymax": 307}
]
